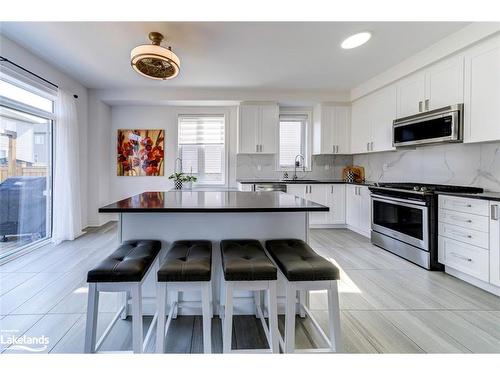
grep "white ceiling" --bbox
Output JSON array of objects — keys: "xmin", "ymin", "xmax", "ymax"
[{"xmin": 0, "ymin": 22, "xmax": 468, "ymax": 91}]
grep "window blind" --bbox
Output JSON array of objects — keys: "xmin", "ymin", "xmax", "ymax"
[
  {"xmin": 279, "ymin": 115, "xmax": 307, "ymax": 168},
  {"xmin": 178, "ymin": 115, "xmax": 225, "ymax": 184}
]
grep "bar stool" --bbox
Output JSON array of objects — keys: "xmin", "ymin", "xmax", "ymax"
[
  {"xmin": 156, "ymin": 240, "xmax": 213, "ymax": 354},
  {"xmin": 265, "ymin": 239, "xmax": 342, "ymax": 353},
  {"xmin": 84, "ymin": 240, "xmax": 162, "ymax": 353},
  {"xmin": 220, "ymin": 239, "xmax": 279, "ymax": 353}
]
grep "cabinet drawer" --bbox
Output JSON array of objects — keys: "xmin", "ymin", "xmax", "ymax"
[
  {"xmin": 439, "ymin": 195, "xmax": 489, "ymax": 216},
  {"xmin": 438, "ymin": 222, "xmax": 489, "ymax": 249},
  {"xmin": 439, "ymin": 236, "xmax": 489, "ymax": 282},
  {"xmin": 438, "ymin": 209, "xmax": 489, "ymax": 232}
]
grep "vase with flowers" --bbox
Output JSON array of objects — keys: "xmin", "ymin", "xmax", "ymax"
[
  {"xmin": 184, "ymin": 175, "xmax": 197, "ymax": 190},
  {"xmin": 169, "ymin": 172, "xmax": 186, "ymax": 190}
]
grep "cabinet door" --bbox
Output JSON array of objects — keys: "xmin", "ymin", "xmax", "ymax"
[
  {"xmin": 320, "ymin": 106, "xmax": 335, "ymax": 154},
  {"xmin": 358, "ymin": 186, "xmax": 372, "ymax": 235},
  {"xmin": 238, "ymin": 105, "xmax": 260, "ymax": 153},
  {"xmin": 350, "ymin": 98, "xmax": 371, "ymax": 154},
  {"xmin": 308, "ymin": 185, "xmax": 329, "ymax": 225},
  {"xmin": 259, "ymin": 104, "xmax": 278, "ymax": 153},
  {"xmin": 490, "ymin": 202, "xmax": 500, "ymax": 287},
  {"xmin": 345, "ymin": 184, "xmax": 359, "ymax": 228},
  {"xmin": 333, "ymin": 106, "xmax": 351, "ymax": 154},
  {"xmin": 286, "ymin": 184, "xmax": 307, "ymax": 199},
  {"xmin": 396, "ymin": 72, "xmax": 425, "ymax": 118},
  {"xmin": 464, "ymin": 35, "xmax": 500, "ymax": 143},
  {"xmin": 425, "ymin": 55, "xmax": 464, "ymax": 110},
  {"xmin": 370, "ymin": 85, "xmax": 397, "ymax": 152},
  {"xmin": 327, "ymin": 184, "xmax": 346, "ymax": 224}
]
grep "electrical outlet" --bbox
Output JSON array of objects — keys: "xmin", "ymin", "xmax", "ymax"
[
  {"xmin": 257, "ymin": 165, "xmax": 262, "ymax": 171},
  {"xmin": 383, "ymin": 163, "xmax": 389, "ymax": 171},
  {"xmin": 324, "ymin": 164, "xmax": 330, "ymax": 170}
]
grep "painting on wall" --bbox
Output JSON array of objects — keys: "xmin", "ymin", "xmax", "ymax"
[{"xmin": 117, "ymin": 129, "xmax": 165, "ymax": 176}]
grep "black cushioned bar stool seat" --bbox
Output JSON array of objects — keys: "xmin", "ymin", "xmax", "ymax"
[
  {"xmin": 265, "ymin": 239, "xmax": 340, "ymax": 281},
  {"xmin": 158, "ymin": 240, "xmax": 212, "ymax": 282},
  {"xmin": 220, "ymin": 239, "xmax": 277, "ymax": 281},
  {"xmin": 87, "ymin": 240, "xmax": 161, "ymax": 283}
]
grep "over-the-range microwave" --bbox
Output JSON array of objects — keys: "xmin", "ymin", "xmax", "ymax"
[{"xmin": 392, "ymin": 104, "xmax": 463, "ymax": 147}]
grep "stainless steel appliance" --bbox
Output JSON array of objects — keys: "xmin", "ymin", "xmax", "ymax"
[
  {"xmin": 254, "ymin": 183, "xmax": 287, "ymax": 193},
  {"xmin": 393, "ymin": 104, "xmax": 463, "ymax": 147},
  {"xmin": 369, "ymin": 183, "xmax": 482, "ymax": 270}
]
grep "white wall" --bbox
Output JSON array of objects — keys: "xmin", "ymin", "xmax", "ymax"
[
  {"xmin": 354, "ymin": 141, "xmax": 500, "ymax": 192},
  {"xmin": 0, "ymin": 34, "xmax": 90, "ymax": 229}
]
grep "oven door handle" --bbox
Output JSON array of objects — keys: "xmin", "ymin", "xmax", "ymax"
[{"xmin": 371, "ymin": 194, "xmax": 428, "ymax": 208}]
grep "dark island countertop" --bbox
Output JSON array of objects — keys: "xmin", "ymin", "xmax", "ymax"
[
  {"xmin": 437, "ymin": 191, "xmax": 500, "ymax": 202},
  {"xmin": 98, "ymin": 191, "xmax": 329, "ymax": 213}
]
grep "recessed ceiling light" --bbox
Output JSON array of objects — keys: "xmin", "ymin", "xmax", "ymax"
[{"xmin": 341, "ymin": 32, "xmax": 372, "ymax": 49}]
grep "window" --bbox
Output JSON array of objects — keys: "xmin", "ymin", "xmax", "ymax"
[
  {"xmin": 278, "ymin": 113, "xmax": 309, "ymax": 169},
  {"xmin": 0, "ymin": 58, "xmax": 55, "ymax": 260},
  {"xmin": 178, "ymin": 115, "xmax": 226, "ymax": 185}
]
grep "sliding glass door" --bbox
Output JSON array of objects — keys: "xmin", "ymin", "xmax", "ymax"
[{"xmin": 0, "ymin": 61, "xmax": 55, "ymax": 260}]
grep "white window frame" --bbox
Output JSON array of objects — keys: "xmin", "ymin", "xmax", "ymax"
[
  {"xmin": 276, "ymin": 108, "xmax": 312, "ymax": 171},
  {"xmin": 175, "ymin": 108, "xmax": 230, "ymax": 187}
]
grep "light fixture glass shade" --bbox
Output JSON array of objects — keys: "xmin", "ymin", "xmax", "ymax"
[
  {"xmin": 130, "ymin": 43, "xmax": 180, "ymax": 80},
  {"xmin": 341, "ymin": 32, "xmax": 372, "ymax": 49}
]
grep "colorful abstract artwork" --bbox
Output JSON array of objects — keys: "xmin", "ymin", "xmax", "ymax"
[{"xmin": 117, "ymin": 129, "xmax": 164, "ymax": 176}]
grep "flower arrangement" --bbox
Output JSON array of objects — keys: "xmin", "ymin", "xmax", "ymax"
[
  {"xmin": 168, "ymin": 172, "xmax": 197, "ymax": 189},
  {"xmin": 117, "ymin": 129, "xmax": 164, "ymax": 176}
]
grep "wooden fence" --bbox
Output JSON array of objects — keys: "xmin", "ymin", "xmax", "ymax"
[{"xmin": 0, "ymin": 166, "xmax": 47, "ymax": 183}]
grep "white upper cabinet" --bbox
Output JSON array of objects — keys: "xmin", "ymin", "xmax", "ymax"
[
  {"xmin": 350, "ymin": 85, "xmax": 397, "ymax": 154},
  {"xmin": 396, "ymin": 55, "xmax": 464, "ymax": 118},
  {"xmin": 313, "ymin": 104, "xmax": 350, "ymax": 155},
  {"xmin": 238, "ymin": 103, "xmax": 278, "ymax": 154},
  {"xmin": 425, "ymin": 55, "xmax": 464, "ymax": 110},
  {"xmin": 396, "ymin": 71, "xmax": 426, "ymax": 118},
  {"xmin": 464, "ymin": 35, "xmax": 500, "ymax": 144}
]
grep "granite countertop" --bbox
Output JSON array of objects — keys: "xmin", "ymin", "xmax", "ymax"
[
  {"xmin": 98, "ymin": 191, "xmax": 329, "ymax": 213},
  {"xmin": 237, "ymin": 178, "xmax": 375, "ymax": 186},
  {"xmin": 437, "ymin": 191, "xmax": 500, "ymax": 202}
]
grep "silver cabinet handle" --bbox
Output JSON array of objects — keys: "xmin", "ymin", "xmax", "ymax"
[
  {"xmin": 425, "ymin": 99, "xmax": 430, "ymax": 111},
  {"xmin": 492, "ymin": 205, "xmax": 499, "ymax": 221},
  {"xmin": 450, "ymin": 252, "xmax": 472, "ymax": 262},
  {"xmin": 336, "ymin": 145, "xmax": 339, "ymax": 153},
  {"xmin": 333, "ymin": 145, "xmax": 335, "ymax": 154},
  {"xmin": 366, "ymin": 142, "xmax": 369, "ymax": 151},
  {"xmin": 419, "ymin": 101, "xmax": 423, "ymax": 112},
  {"xmin": 331, "ymin": 185, "xmax": 334, "ymax": 194},
  {"xmin": 450, "ymin": 215, "xmax": 473, "ymax": 223},
  {"xmin": 370, "ymin": 141, "xmax": 374, "ymax": 151}
]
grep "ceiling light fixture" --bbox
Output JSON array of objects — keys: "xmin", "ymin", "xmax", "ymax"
[
  {"xmin": 131, "ymin": 32, "xmax": 180, "ymax": 80},
  {"xmin": 341, "ymin": 32, "xmax": 372, "ymax": 49}
]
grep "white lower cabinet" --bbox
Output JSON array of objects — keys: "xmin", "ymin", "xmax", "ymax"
[
  {"xmin": 438, "ymin": 195, "xmax": 500, "ymax": 295},
  {"xmin": 346, "ymin": 184, "xmax": 371, "ymax": 237},
  {"xmin": 286, "ymin": 183, "xmax": 346, "ymax": 227}
]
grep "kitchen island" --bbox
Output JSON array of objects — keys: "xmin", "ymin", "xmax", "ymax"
[{"xmin": 99, "ymin": 190, "xmax": 328, "ymax": 316}]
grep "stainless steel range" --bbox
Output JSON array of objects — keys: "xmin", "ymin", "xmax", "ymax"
[{"xmin": 369, "ymin": 183, "xmax": 483, "ymax": 270}]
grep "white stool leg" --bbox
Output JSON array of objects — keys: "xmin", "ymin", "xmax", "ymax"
[
  {"xmin": 253, "ymin": 291, "xmax": 261, "ymax": 318},
  {"xmin": 299, "ymin": 290, "xmax": 306, "ymax": 318},
  {"xmin": 84, "ymin": 283, "xmax": 99, "ymax": 353},
  {"xmin": 327, "ymin": 281, "xmax": 342, "ymax": 352},
  {"xmin": 267, "ymin": 282, "xmax": 279, "ymax": 353},
  {"xmin": 156, "ymin": 282, "xmax": 167, "ymax": 353},
  {"xmin": 131, "ymin": 284, "xmax": 143, "ymax": 353},
  {"xmin": 201, "ymin": 282, "xmax": 212, "ymax": 354},
  {"xmin": 121, "ymin": 291, "xmax": 129, "ymax": 319},
  {"xmin": 222, "ymin": 282, "xmax": 233, "ymax": 353},
  {"xmin": 284, "ymin": 284, "xmax": 296, "ymax": 353},
  {"xmin": 208, "ymin": 281, "xmax": 214, "ymax": 319},
  {"xmin": 171, "ymin": 291, "xmax": 179, "ymax": 319}
]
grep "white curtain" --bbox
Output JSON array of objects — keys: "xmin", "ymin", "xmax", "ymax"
[{"xmin": 52, "ymin": 89, "xmax": 82, "ymax": 244}]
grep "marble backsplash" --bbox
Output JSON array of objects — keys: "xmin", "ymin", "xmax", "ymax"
[
  {"xmin": 354, "ymin": 141, "xmax": 500, "ymax": 192},
  {"xmin": 236, "ymin": 154, "xmax": 353, "ymax": 180}
]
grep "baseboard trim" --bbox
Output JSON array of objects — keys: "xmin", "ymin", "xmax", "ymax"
[
  {"xmin": 445, "ymin": 266, "xmax": 500, "ymax": 297},
  {"xmin": 346, "ymin": 225, "xmax": 371, "ymax": 238},
  {"xmin": 310, "ymin": 224, "xmax": 346, "ymax": 229}
]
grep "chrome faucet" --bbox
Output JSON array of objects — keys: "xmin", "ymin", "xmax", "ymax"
[
  {"xmin": 293, "ymin": 154, "xmax": 305, "ymax": 180},
  {"xmin": 175, "ymin": 157, "xmax": 183, "ymax": 173}
]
